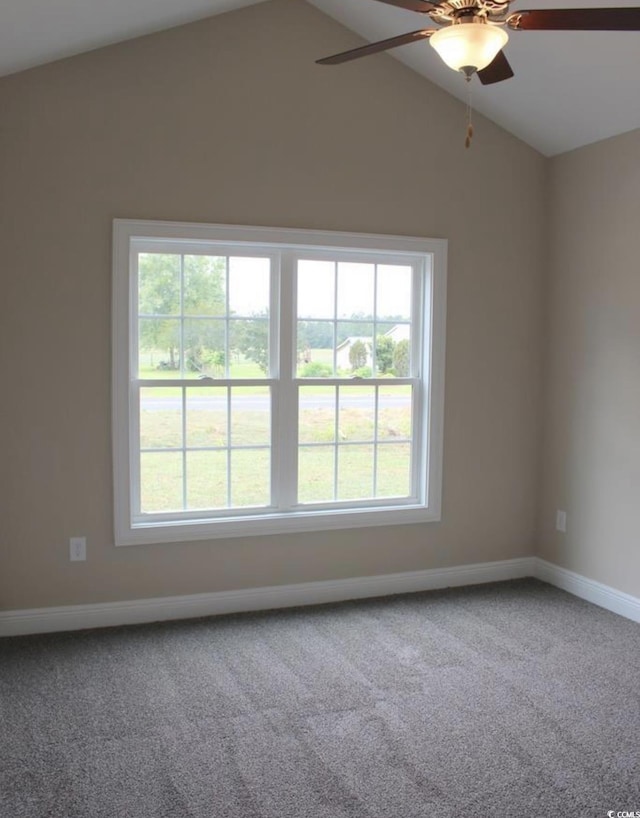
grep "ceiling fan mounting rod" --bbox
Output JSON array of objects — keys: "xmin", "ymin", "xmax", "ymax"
[
  {"xmin": 427, "ymin": 0, "xmax": 511, "ymax": 26},
  {"xmin": 453, "ymin": 11, "xmax": 488, "ymax": 22}
]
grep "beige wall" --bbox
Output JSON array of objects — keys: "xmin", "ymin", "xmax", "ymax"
[
  {"xmin": 0, "ymin": 0, "xmax": 546, "ymax": 610},
  {"xmin": 538, "ymin": 128, "xmax": 640, "ymax": 597}
]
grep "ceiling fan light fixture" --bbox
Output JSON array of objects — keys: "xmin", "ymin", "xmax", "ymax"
[{"xmin": 430, "ymin": 22, "xmax": 509, "ymax": 74}]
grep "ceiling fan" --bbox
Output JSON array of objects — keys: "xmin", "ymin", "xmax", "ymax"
[{"xmin": 316, "ymin": 0, "xmax": 640, "ymax": 84}]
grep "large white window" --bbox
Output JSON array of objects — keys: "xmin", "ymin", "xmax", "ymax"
[{"xmin": 112, "ymin": 220, "xmax": 447, "ymax": 545}]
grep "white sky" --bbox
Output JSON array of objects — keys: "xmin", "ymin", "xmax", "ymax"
[
  {"xmin": 296, "ymin": 260, "xmax": 411, "ymax": 321},
  {"xmin": 229, "ymin": 257, "xmax": 270, "ymax": 316},
  {"xmin": 143, "ymin": 253, "xmax": 412, "ymax": 320}
]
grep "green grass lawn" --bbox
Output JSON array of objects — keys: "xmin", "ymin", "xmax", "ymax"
[
  {"xmin": 141, "ymin": 448, "xmax": 272, "ymax": 512},
  {"xmin": 138, "ymin": 348, "xmax": 413, "ymax": 513},
  {"xmin": 139, "ymin": 396, "xmax": 412, "ymax": 513}
]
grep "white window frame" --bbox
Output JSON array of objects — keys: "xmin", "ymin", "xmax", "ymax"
[{"xmin": 112, "ymin": 219, "xmax": 447, "ymax": 546}]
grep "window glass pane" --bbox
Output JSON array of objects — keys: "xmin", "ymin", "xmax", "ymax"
[
  {"xmin": 376, "ymin": 443, "xmax": 412, "ymax": 498},
  {"xmin": 296, "ymin": 322, "xmax": 334, "ymax": 377},
  {"xmin": 298, "ymin": 446, "xmax": 335, "ymax": 503},
  {"xmin": 299, "ymin": 386, "xmax": 335, "ymax": 444},
  {"xmin": 138, "ymin": 253, "xmax": 180, "ymax": 315},
  {"xmin": 337, "ymin": 262, "xmax": 374, "ymax": 319},
  {"xmin": 183, "ymin": 319, "xmax": 225, "ymax": 378},
  {"xmin": 231, "ymin": 387, "xmax": 270, "ymax": 446},
  {"xmin": 378, "ymin": 386, "xmax": 412, "ymax": 439},
  {"xmin": 230, "ymin": 449, "xmax": 270, "ymax": 507},
  {"xmin": 138, "ymin": 318, "xmax": 180, "ymax": 376},
  {"xmin": 229, "ymin": 257, "xmax": 270, "ymax": 316},
  {"xmin": 186, "ymin": 387, "xmax": 227, "ymax": 448},
  {"xmin": 338, "ymin": 386, "xmax": 375, "ymax": 442},
  {"xmin": 140, "ymin": 452, "xmax": 183, "ymax": 513},
  {"xmin": 229, "ymin": 318, "xmax": 269, "ymax": 378},
  {"xmin": 186, "ymin": 450, "xmax": 227, "ymax": 510},
  {"xmin": 337, "ymin": 444, "xmax": 374, "ymax": 501},
  {"xmin": 336, "ymin": 322, "xmax": 373, "ymax": 377},
  {"xmin": 297, "ymin": 260, "xmax": 335, "ymax": 318},
  {"xmin": 377, "ymin": 265, "xmax": 411, "ymax": 321},
  {"xmin": 183, "ymin": 255, "xmax": 226, "ymax": 316},
  {"xmin": 140, "ymin": 387, "xmax": 183, "ymax": 449}
]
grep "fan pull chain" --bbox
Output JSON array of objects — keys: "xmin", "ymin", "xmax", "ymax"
[{"xmin": 465, "ymin": 75, "xmax": 474, "ymax": 149}]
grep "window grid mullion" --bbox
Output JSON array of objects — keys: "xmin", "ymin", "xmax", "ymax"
[
  {"xmin": 372, "ymin": 263, "xmax": 378, "ymax": 376},
  {"xmin": 372, "ymin": 264, "xmax": 379, "ymax": 496},
  {"xmin": 130, "ymin": 250, "xmax": 142, "ymax": 517},
  {"xmin": 225, "ymin": 256, "xmax": 230, "ymax": 378},
  {"xmin": 411, "ymin": 263, "xmax": 425, "ymax": 499},
  {"xmin": 179, "ymin": 254, "xmax": 185, "ymax": 377},
  {"xmin": 373, "ymin": 385, "xmax": 379, "ymax": 497},
  {"xmin": 131, "ymin": 383, "xmax": 142, "ymax": 517},
  {"xmin": 333, "ymin": 385, "xmax": 339, "ymax": 501},
  {"xmin": 268, "ymin": 253, "xmax": 280, "ymax": 510},
  {"xmin": 140, "ymin": 444, "xmax": 271, "ymax": 453},
  {"xmin": 410, "ymin": 379, "xmax": 421, "ymax": 501},
  {"xmin": 137, "ymin": 378, "xmax": 272, "ymax": 388},
  {"xmin": 332, "ymin": 261, "xmax": 338, "ymax": 375},
  {"xmin": 411, "ymin": 263, "xmax": 422, "ymax": 379},
  {"xmin": 226, "ymin": 386, "xmax": 232, "ymax": 508},
  {"xmin": 181, "ymin": 387, "xmax": 187, "ymax": 510},
  {"xmin": 275, "ymin": 251, "xmax": 297, "ymax": 510}
]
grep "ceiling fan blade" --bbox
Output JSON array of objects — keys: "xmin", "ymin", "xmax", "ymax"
[
  {"xmin": 368, "ymin": 0, "xmax": 439, "ymax": 13},
  {"xmin": 317, "ymin": 29, "xmax": 435, "ymax": 65},
  {"xmin": 507, "ymin": 7, "xmax": 640, "ymax": 30},
  {"xmin": 477, "ymin": 50, "xmax": 514, "ymax": 84}
]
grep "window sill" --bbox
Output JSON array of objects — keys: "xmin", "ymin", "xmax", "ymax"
[{"xmin": 115, "ymin": 503, "xmax": 441, "ymax": 546}]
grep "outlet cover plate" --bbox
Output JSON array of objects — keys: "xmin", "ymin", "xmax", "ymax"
[
  {"xmin": 555, "ymin": 510, "xmax": 567, "ymax": 533},
  {"xmin": 70, "ymin": 537, "xmax": 87, "ymax": 561}
]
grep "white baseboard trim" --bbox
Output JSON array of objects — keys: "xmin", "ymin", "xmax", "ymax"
[
  {"xmin": 532, "ymin": 558, "xmax": 640, "ymax": 624},
  {"xmin": 4, "ymin": 556, "xmax": 636, "ymax": 638},
  {"xmin": 0, "ymin": 556, "xmax": 535, "ymax": 637}
]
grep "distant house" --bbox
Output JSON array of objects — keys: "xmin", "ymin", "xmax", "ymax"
[
  {"xmin": 335, "ymin": 336, "xmax": 372, "ymax": 370},
  {"xmin": 384, "ymin": 323, "xmax": 410, "ymax": 344},
  {"xmin": 335, "ymin": 324, "xmax": 410, "ymax": 371}
]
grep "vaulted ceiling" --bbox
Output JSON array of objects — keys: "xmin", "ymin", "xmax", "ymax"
[{"xmin": 1, "ymin": 0, "xmax": 639, "ymax": 155}]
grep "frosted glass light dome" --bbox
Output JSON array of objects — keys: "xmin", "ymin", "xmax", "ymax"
[{"xmin": 430, "ymin": 22, "xmax": 508, "ymax": 73}]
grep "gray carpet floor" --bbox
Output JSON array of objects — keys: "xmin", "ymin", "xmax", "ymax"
[{"xmin": 1, "ymin": 578, "xmax": 639, "ymax": 818}]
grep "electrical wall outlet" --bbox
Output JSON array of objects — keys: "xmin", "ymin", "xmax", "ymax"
[
  {"xmin": 69, "ymin": 537, "xmax": 87, "ymax": 561},
  {"xmin": 555, "ymin": 510, "xmax": 567, "ymax": 533}
]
